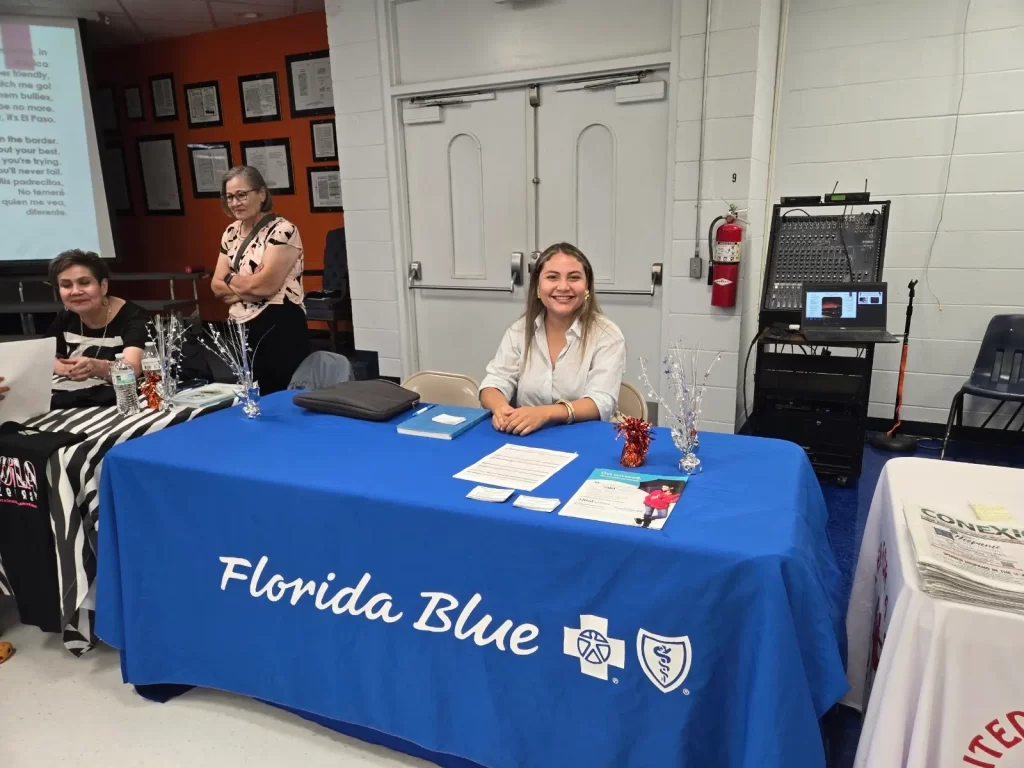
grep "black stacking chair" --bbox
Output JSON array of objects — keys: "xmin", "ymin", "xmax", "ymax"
[
  {"xmin": 304, "ymin": 227, "xmax": 351, "ymax": 353},
  {"xmin": 942, "ymin": 315, "xmax": 1024, "ymax": 459}
]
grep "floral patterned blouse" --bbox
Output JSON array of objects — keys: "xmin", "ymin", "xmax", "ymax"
[{"xmin": 220, "ymin": 216, "xmax": 305, "ymax": 323}]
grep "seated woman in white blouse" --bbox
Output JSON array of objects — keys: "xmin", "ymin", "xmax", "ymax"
[{"xmin": 479, "ymin": 243, "xmax": 626, "ymax": 436}]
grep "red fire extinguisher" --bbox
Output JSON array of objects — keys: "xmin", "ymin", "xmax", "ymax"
[{"xmin": 708, "ymin": 209, "xmax": 742, "ymax": 308}]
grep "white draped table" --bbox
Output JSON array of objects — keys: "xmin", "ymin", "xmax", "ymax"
[{"xmin": 846, "ymin": 457, "xmax": 1024, "ymax": 768}]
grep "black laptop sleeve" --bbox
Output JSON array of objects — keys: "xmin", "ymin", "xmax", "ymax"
[{"xmin": 292, "ymin": 380, "xmax": 421, "ymax": 421}]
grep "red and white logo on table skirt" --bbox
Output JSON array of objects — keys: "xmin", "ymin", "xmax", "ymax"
[
  {"xmin": 863, "ymin": 540, "xmax": 889, "ymax": 706},
  {"xmin": 961, "ymin": 711, "xmax": 1024, "ymax": 767}
]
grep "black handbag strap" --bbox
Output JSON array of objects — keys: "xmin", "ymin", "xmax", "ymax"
[{"xmin": 230, "ymin": 214, "xmax": 279, "ymax": 273}]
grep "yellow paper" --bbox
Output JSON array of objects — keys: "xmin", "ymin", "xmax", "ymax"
[{"xmin": 969, "ymin": 502, "xmax": 1014, "ymax": 522}]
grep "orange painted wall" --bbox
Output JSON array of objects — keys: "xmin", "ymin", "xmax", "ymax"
[{"xmin": 93, "ymin": 12, "xmax": 341, "ymax": 320}]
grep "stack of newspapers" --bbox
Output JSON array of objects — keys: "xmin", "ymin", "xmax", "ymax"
[{"xmin": 903, "ymin": 501, "xmax": 1024, "ymax": 615}]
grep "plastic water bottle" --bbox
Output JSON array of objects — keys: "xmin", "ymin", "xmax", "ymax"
[
  {"xmin": 142, "ymin": 342, "xmax": 161, "ymax": 382},
  {"xmin": 111, "ymin": 354, "xmax": 140, "ymax": 416},
  {"xmin": 141, "ymin": 342, "xmax": 162, "ymax": 408}
]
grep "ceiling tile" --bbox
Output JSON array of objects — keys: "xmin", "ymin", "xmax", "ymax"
[
  {"xmin": 94, "ymin": 12, "xmax": 138, "ymax": 32},
  {"xmin": 84, "ymin": 17, "xmax": 144, "ymax": 48},
  {"xmin": 29, "ymin": 0, "xmax": 123, "ymax": 12},
  {"xmin": 121, "ymin": 0, "xmax": 212, "ymax": 23},
  {"xmin": 15, "ymin": 0, "xmax": 321, "ymax": 45},
  {"xmin": 213, "ymin": 0, "xmax": 297, "ymax": 8},
  {"xmin": 210, "ymin": 2, "xmax": 293, "ymax": 27},
  {"xmin": 133, "ymin": 17, "xmax": 214, "ymax": 40},
  {"xmin": 0, "ymin": 5, "xmax": 97, "ymax": 19}
]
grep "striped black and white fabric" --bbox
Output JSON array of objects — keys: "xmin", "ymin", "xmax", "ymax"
[
  {"xmin": 1, "ymin": 397, "xmax": 229, "ymax": 656},
  {"xmin": 0, "ymin": 554, "xmax": 11, "ymax": 598}
]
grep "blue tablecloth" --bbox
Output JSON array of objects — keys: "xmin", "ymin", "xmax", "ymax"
[{"xmin": 96, "ymin": 392, "xmax": 846, "ymax": 768}]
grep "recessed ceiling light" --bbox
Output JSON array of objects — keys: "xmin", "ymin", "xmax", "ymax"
[{"xmin": 237, "ymin": 11, "xmax": 263, "ymax": 19}]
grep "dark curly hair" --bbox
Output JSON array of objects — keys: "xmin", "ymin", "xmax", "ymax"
[{"xmin": 48, "ymin": 249, "xmax": 109, "ymax": 287}]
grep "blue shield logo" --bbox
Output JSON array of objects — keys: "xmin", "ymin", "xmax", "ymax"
[{"xmin": 636, "ymin": 630, "xmax": 692, "ymax": 694}]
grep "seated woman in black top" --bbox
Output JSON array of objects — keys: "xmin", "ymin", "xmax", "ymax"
[{"xmin": 47, "ymin": 250, "xmax": 149, "ymax": 381}]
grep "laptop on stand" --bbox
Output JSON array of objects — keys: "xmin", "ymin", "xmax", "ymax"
[{"xmin": 801, "ymin": 282, "xmax": 898, "ymax": 344}]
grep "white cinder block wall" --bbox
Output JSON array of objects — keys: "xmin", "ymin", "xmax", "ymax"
[
  {"xmin": 325, "ymin": 0, "xmax": 783, "ymax": 423},
  {"xmin": 326, "ymin": 0, "xmax": 1023, "ymax": 429},
  {"xmin": 659, "ymin": 0, "xmax": 784, "ymax": 433},
  {"xmin": 326, "ymin": 0, "xmax": 403, "ymax": 379},
  {"xmin": 735, "ymin": 0, "xmax": 781, "ymax": 430},
  {"xmin": 772, "ymin": 0, "xmax": 1024, "ymax": 427}
]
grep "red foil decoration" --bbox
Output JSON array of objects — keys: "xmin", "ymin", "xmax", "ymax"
[
  {"xmin": 140, "ymin": 374, "xmax": 162, "ymax": 410},
  {"xmin": 615, "ymin": 416, "xmax": 654, "ymax": 468}
]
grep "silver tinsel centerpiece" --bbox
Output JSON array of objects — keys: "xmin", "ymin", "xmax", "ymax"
[
  {"xmin": 201, "ymin": 320, "xmax": 261, "ymax": 418},
  {"xmin": 639, "ymin": 343, "xmax": 722, "ymax": 475},
  {"xmin": 147, "ymin": 314, "xmax": 188, "ymax": 410}
]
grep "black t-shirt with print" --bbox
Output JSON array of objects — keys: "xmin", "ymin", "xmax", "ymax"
[{"xmin": 47, "ymin": 300, "xmax": 150, "ymax": 361}]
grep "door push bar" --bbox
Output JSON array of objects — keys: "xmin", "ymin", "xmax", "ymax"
[
  {"xmin": 408, "ymin": 252, "xmax": 524, "ymax": 293},
  {"xmin": 596, "ymin": 263, "xmax": 663, "ymax": 296}
]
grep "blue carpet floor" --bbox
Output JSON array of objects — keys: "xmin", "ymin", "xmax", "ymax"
[{"xmin": 821, "ymin": 435, "xmax": 1024, "ymax": 768}]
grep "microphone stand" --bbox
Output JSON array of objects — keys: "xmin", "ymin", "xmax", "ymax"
[{"xmin": 869, "ymin": 279, "xmax": 919, "ymax": 452}]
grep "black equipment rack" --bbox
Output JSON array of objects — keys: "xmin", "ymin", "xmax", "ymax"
[{"xmin": 751, "ymin": 199, "xmax": 891, "ymax": 485}]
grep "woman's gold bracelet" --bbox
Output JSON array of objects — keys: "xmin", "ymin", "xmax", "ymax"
[{"xmin": 557, "ymin": 399, "xmax": 575, "ymax": 425}]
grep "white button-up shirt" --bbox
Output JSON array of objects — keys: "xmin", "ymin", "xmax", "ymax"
[{"xmin": 479, "ymin": 314, "xmax": 626, "ymax": 421}]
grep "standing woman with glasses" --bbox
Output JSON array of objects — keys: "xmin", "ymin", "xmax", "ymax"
[{"xmin": 211, "ymin": 166, "xmax": 310, "ymax": 394}]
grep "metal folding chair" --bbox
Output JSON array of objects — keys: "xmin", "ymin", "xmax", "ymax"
[
  {"xmin": 617, "ymin": 382, "xmax": 649, "ymax": 421},
  {"xmin": 402, "ymin": 371, "xmax": 480, "ymax": 408}
]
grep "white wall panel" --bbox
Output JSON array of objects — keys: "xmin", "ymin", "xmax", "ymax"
[
  {"xmin": 773, "ymin": 0, "xmax": 1024, "ymax": 426},
  {"xmin": 392, "ymin": 0, "xmax": 674, "ymax": 84},
  {"xmin": 778, "ymin": 118, "xmax": 956, "ymax": 163},
  {"xmin": 787, "ymin": 0, "xmax": 968, "ymax": 53}
]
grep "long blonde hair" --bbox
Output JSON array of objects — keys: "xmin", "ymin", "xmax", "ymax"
[{"xmin": 522, "ymin": 243, "xmax": 603, "ymax": 370}]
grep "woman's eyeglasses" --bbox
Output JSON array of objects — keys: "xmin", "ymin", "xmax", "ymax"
[{"xmin": 224, "ymin": 189, "xmax": 257, "ymax": 203}]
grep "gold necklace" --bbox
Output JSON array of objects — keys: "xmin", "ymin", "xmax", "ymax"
[{"xmin": 80, "ymin": 299, "xmax": 111, "ymax": 343}]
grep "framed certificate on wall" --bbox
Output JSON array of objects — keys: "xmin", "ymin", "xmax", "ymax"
[
  {"xmin": 307, "ymin": 166, "xmax": 343, "ymax": 213},
  {"xmin": 241, "ymin": 138, "xmax": 293, "ymax": 195},
  {"xmin": 149, "ymin": 73, "xmax": 177, "ymax": 121},
  {"xmin": 187, "ymin": 142, "xmax": 232, "ymax": 198},
  {"xmin": 94, "ymin": 86, "xmax": 118, "ymax": 135},
  {"xmin": 136, "ymin": 134, "xmax": 184, "ymax": 215},
  {"xmin": 100, "ymin": 141, "xmax": 132, "ymax": 214},
  {"xmin": 238, "ymin": 72, "xmax": 280, "ymax": 123},
  {"xmin": 310, "ymin": 119, "xmax": 337, "ymax": 161},
  {"xmin": 124, "ymin": 86, "xmax": 144, "ymax": 121},
  {"xmin": 285, "ymin": 50, "xmax": 334, "ymax": 117},
  {"xmin": 184, "ymin": 81, "xmax": 223, "ymax": 128}
]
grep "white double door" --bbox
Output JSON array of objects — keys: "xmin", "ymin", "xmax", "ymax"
[{"xmin": 402, "ymin": 72, "xmax": 669, "ymax": 399}]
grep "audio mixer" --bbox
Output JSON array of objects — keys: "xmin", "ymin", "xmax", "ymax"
[{"xmin": 761, "ymin": 203, "xmax": 889, "ymax": 315}]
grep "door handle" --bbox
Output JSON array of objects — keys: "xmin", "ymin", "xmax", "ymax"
[
  {"xmin": 408, "ymin": 252, "xmax": 524, "ymax": 293},
  {"xmin": 595, "ymin": 263, "xmax": 663, "ymax": 296}
]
